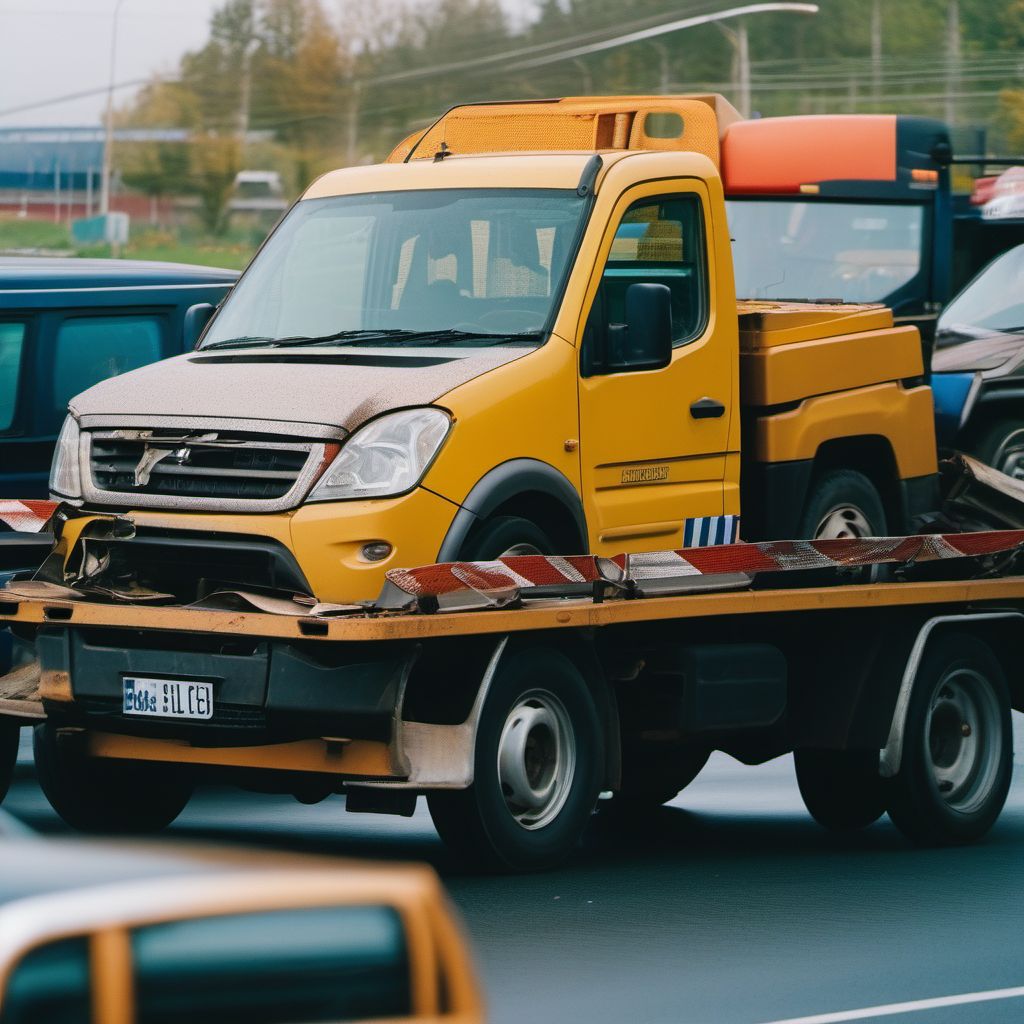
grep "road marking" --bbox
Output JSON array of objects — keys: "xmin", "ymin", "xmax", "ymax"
[{"xmin": 756, "ymin": 986, "xmax": 1024, "ymax": 1024}]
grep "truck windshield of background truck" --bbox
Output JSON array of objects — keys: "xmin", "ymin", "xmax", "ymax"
[
  {"xmin": 933, "ymin": 242, "xmax": 1024, "ymax": 371},
  {"xmin": 202, "ymin": 188, "xmax": 588, "ymax": 350},
  {"xmin": 726, "ymin": 199, "xmax": 925, "ymax": 304}
]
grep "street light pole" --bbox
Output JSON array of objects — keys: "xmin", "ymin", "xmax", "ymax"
[{"xmin": 100, "ymin": 0, "xmax": 128, "ymax": 218}]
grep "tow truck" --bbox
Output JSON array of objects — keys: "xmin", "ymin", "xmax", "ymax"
[
  {"xmin": 0, "ymin": 97, "xmax": 1021, "ymax": 873},
  {"xmin": 1, "ymin": 463, "xmax": 1022, "ymax": 872}
]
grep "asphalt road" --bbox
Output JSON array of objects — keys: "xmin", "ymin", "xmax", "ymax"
[{"xmin": 6, "ymin": 718, "xmax": 1024, "ymax": 1024}]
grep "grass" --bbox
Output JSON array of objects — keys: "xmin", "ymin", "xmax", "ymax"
[{"xmin": 0, "ymin": 217, "xmax": 259, "ymax": 270}]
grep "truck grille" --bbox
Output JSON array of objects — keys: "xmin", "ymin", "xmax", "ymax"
[{"xmin": 83, "ymin": 430, "xmax": 331, "ymax": 513}]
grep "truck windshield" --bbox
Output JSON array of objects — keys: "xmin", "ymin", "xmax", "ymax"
[
  {"xmin": 726, "ymin": 199, "xmax": 925, "ymax": 305},
  {"xmin": 203, "ymin": 188, "xmax": 588, "ymax": 349}
]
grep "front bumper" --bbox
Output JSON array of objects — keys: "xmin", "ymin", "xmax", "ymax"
[
  {"xmin": 38, "ymin": 626, "xmax": 416, "ymax": 748},
  {"xmin": 118, "ymin": 486, "xmax": 460, "ymax": 604}
]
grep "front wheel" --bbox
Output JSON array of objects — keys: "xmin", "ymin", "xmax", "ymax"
[
  {"xmin": 34, "ymin": 724, "xmax": 192, "ymax": 834},
  {"xmin": 794, "ymin": 748, "xmax": 887, "ymax": 831},
  {"xmin": 798, "ymin": 469, "xmax": 887, "ymax": 541},
  {"xmin": 968, "ymin": 418, "xmax": 1024, "ymax": 480},
  {"xmin": 427, "ymin": 647, "xmax": 603, "ymax": 872},
  {"xmin": 886, "ymin": 633, "xmax": 1013, "ymax": 846},
  {"xmin": 458, "ymin": 516, "xmax": 556, "ymax": 560}
]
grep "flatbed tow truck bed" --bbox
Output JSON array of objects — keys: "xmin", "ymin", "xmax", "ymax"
[{"xmin": 2, "ymin": 520, "xmax": 1024, "ymax": 871}]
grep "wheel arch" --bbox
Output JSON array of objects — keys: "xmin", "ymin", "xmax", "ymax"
[
  {"xmin": 437, "ymin": 459, "xmax": 588, "ymax": 561},
  {"xmin": 878, "ymin": 611, "xmax": 1024, "ymax": 778},
  {"xmin": 811, "ymin": 434, "xmax": 903, "ymax": 531}
]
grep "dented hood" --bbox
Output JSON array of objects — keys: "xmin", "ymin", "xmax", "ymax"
[{"xmin": 69, "ymin": 345, "xmax": 531, "ymax": 433}]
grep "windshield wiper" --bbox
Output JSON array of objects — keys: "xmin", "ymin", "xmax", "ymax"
[
  {"xmin": 203, "ymin": 328, "xmax": 543, "ymax": 351},
  {"xmin": 202, "ymin": 329, "xmax": 420, "ymax": 351}
]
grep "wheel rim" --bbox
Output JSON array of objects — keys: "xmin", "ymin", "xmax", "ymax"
[
  {"xmin": 991, "ymin": 429, "xmax": 1024, "ymax": 481},
  {"xmin": 813, "ymin": 503, "xmax": 873, "ymax": 540},
  {"xmin": 924, "ymin": 668, "xmax": 1003, "ymax": 814},
  {"xmin": 499, "ymin": 542, "xmax": 543, "ymax": 557},
  {"xmin": 496, "ymin": 688, "xmax": 576, "ymax": 830}
]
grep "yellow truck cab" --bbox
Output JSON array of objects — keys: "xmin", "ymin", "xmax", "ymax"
[{"xmin": 50, "ymin": 96, "xmax": 938, "ymax": 603}]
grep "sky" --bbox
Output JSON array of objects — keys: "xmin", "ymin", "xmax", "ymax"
[
  {"xmin": 0, "ymin": 0, "xmax": 225, "ymax": 126},
  {"xmin": 0, "ymin": 0, "xmax": 538, "ymax": 128}
]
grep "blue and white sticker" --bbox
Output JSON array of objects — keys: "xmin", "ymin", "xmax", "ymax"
[{"xmin": 683, "ymin": 515, "xmax": 740, "ymax": 547}]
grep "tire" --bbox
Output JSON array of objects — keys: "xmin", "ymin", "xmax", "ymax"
[
  {"xmin": 607, "ymin": 743, "xmax": 710, "ymax": 813},
  {"xmin": 886, "ymin": 633, "xmax": 1013, "ymax": 846},
  {"xmin": 0, "ymin": 724, "xmax": 18, "ymax": 804},
  {"xmin": 797, "ymin": 469, "xmax": 887, "ymax": 540},
  {"xmin": 794, "ymin": 748, "xmax": 887, "ymax": 831},
  {"xmin": 427, "ymin": 646, "xmax": 603, "ymax": 872},
  {"xmin": 458, "ymin": 516, "xmax": 556, "ymax": 560},
  {"xmin": 33, "ymin": 724, "xmax": 192, "ymax": 834},
  {"xmin": 968, "ymin": 418, "xmax": 1024, "ymax": 481}
]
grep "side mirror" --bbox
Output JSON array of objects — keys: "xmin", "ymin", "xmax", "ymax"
[
  {"xmin": 183, "ymin": 303, "xmax": 216, "ymax": 350},
  {"xmin": 606, "ymin": 283, "xmax": 673, "ymax": 373}
]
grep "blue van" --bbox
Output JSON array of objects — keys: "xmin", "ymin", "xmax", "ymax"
[
  {"xmin": 0, "ymin": 257, "xmax": 237, "ymax": 581},
  {"xmin": 0, "ymin": 257, "xmax": 238, "ymax": 501}
]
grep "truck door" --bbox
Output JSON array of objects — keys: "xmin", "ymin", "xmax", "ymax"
[{"xmin": 577, "ymin": 182, "xmax": 732, "ymax": 554}]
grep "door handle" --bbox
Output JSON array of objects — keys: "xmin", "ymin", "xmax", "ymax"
[{"xmin": 690, "ymin": 397, "xmax": 726, "ymax": 419}]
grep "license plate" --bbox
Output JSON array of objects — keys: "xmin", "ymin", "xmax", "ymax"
[{"xmin": 123, "ymin": 676, "xmax": 214, "ymax": 720}]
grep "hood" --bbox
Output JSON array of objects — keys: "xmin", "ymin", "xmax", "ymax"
[{"xmin": 69, "ymin": 345, "xmax": 531, "ymax": 433}]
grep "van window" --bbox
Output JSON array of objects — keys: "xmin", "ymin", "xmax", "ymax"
[
  {"xmin": 52, "ymin": 315, "xmax": 163, "ymax": 422},
  {"xmin": 132, "ymin": 904, "xmax": 412, "ymax": 1023},
  {"xmin": 0, "ymin": 322, "xmax": 25, "ymax": 432},
  {"xmin": 2, "ymin": 936, "xmax": 91, "ymax": 1024}
]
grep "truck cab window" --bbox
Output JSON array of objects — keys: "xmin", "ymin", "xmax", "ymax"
[
  {"xmin": 0, "ymin": 322, "xmax": 25, "ymax": 433},
  {"xmin": 583, "ymin": 195, "xmax": 708, "ymax": 373}
]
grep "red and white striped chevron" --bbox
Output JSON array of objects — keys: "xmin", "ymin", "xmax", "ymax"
[
  {"xmin": 0, "ymin": 500, "xmax": 59, "ymax": 534},
  {"xmin": 385, "ymin": 531, "xmax": 1024, "ymax": 601}
]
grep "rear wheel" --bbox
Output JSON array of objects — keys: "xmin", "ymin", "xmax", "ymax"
[
  {"xmin": 886, "ymin": 633, "xmax": 1012, "ymax": 846},
  {"xmin": 33, "ymin": 724, "xmax": 192, "ymax": 834},
  {"xmin": 427, "ymin": 647, "xmax": 603, "ymax": 871},
  {"xmin": 794, "ymin": 748, "xmax": 887, "ymax": 831},
  {"xmin": 458, "ymin": 516, "xmax": 556, "ymax": 561},
  {"xmin": 799, "ymin": 469, "xmax": 887, "ymax": 541},
  {"xmin": 968, "ymin": 419, "xmax": 1024, "ymax": 480},
  {"xmin": 0, "ymin": 724, "xmax": 18, "ymax": 803}
]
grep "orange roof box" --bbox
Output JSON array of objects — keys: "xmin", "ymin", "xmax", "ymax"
[{"xmin": 722, "ymin": 114, "xmax": 898, "ymax": 195}]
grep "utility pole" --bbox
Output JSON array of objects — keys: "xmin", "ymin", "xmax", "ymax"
[
  {"xmin": 945, "ymin": 0, "xmax": 961, "ymax": 127},
  {"xmin": 100, "ymin": 0, "xmax": 128, "ymax": 217},
  {"xmin": 870, "ymin": 0, "xmax": 882, "ymax": 105},
  {"xmin": 345, "ymin": 79, "xmax": 361, "ymax": 167},
  {"xmin": 237, "ymin": 38, "xmax": 260, "ymax": 159},
  {"xmin": 718, "ymin": 17, "xmax": 752, "ymax": 118}
]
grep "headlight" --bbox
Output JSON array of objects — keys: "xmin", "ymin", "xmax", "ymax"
[
  {"xmin": 308, "ymin": 408, "xmax": 451, "ymax": 501},
  {"xmin": 49, "ymin": 415, "xmax": 82, "ymax": 499}
]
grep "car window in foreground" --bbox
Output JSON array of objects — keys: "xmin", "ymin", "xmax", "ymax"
[
  {"xmin": 2, "ymin": 936, "xmax": 91, "ymax": 1024},
  {"xmin": 132, "ymin": 904, "xmax": 413, "ymax": 1024}
]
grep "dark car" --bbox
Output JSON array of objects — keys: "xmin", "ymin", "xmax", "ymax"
[
  {"xmin": 931, "ymin": 242, "xmax": 1024, "ymax": 475},
  {"xmin": 0, "ymin": 257, "xmax": 237, "ymax": 501},
  {"xmin": 0, "ymin": 258, "xmax": 237, "ymax": 680}
]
